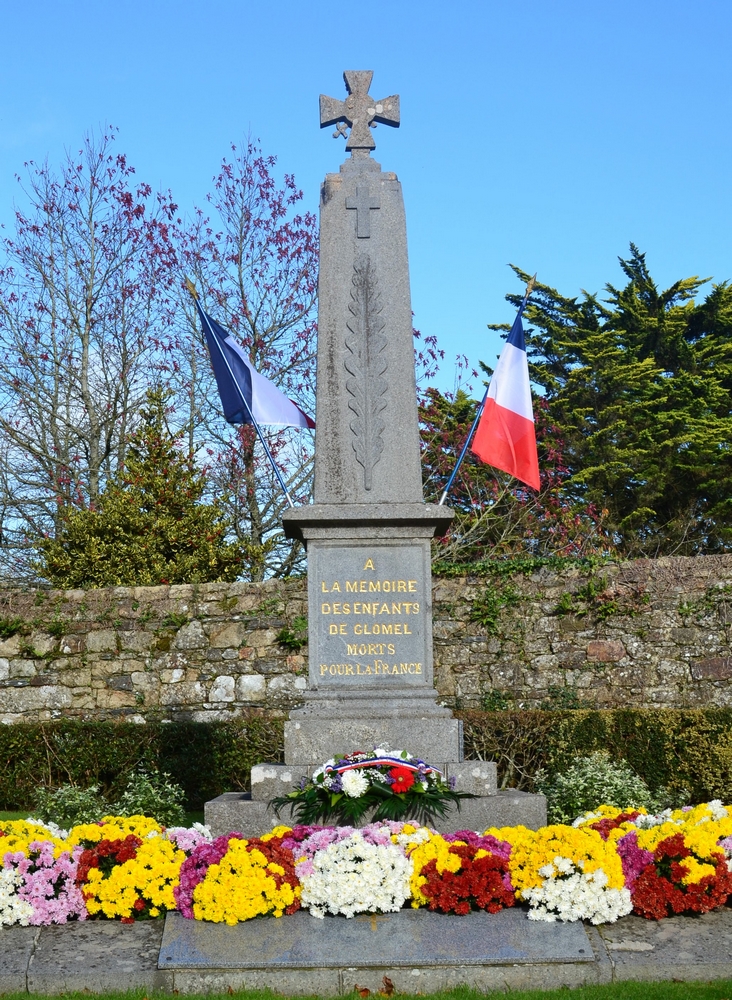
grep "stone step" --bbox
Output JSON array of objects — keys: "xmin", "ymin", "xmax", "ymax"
[{"xmin": 204, "ymin": 788, "xmax": 545, "ymax": 837}]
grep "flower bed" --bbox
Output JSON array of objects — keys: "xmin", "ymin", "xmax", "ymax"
[{"xmin": 2, "ymin": 801, "xmax": 732, "ymax": 927}]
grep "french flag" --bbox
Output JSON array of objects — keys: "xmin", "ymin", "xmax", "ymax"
[
  {"xmin": 196, "ymin": 301, "xmax": 315, "ymax": 430},
  {"xmin": 470, "ymin": 304, "xmax": 540, "ymax": 490}
]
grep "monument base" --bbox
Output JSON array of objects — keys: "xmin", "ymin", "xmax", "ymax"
[{"xmin": 204, "ymin": 788, "xmax": 546, "ymax": 838}]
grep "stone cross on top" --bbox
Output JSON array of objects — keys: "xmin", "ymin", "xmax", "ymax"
[{"xmin": 320, "ymin": 71, "xmax": 400, "ymax": 154}]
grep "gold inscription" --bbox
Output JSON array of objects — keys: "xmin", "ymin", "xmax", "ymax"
[{"xmin": 319, "ymin": 661, "xmax": 422, "ymax": 677}]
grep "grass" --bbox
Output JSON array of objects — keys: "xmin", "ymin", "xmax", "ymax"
[{"xmin": 0, "ymin": 984, "xmax": 730, "ymax": 1000}]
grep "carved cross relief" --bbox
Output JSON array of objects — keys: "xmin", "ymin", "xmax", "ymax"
[
  {"xmin": 346, "ymin": 184, "xmax": 380, "ymax": 238},
  {"xmin": 320, "ymin": 70, "xmax": 400, "ymax": 153}
]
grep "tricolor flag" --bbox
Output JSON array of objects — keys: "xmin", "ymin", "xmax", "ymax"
[
  {"xmin": 195, "ymin": 300, "xmax": 314, "ymax": 430},
  {"xmin": 470, "ymin": 301, "xmax": 540, "ymax": 491}
]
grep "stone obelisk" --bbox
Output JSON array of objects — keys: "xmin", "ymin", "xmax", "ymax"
[
  {"xmin": 281, "ymin": 70, "xmax": 458, "ymax": 762},
  {"xmin": 205, "ymin": 73, "xmax": 545, "ymax": 834}
]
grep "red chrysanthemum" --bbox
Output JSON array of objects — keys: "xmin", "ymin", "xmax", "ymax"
[
  {"xmin": 389, "ymin": 767, "xmax": 416, "ymax": 793},
  {"xmin": 631, "ymin": 834, "xmax": 732, "ymax": 920},
  {"xmin": 420, "ymin": 844, "xmax": 515, "ymax": 915}
]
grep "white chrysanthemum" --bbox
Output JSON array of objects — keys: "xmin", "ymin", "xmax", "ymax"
[
  {"xmin": 341, "ymin": 770, "xmax": 369, "ymax": 798},
  {"xmin": 299, "ymin": 832, "xmax": 412, "ymax": 919},
  {"xmin": 523, "ymin": 859, "xmax": 632, "ymax": 925},
  {"xmin": 634, "ymin": 809, "xmax": 677, "ymax": 829},
  {"xmin": 0, "ymin": 869, "xmax": 33, "ymax": 928},
  {"xmin": 393, "ymin": 826, "xmax": 432, "ymax": 848}
]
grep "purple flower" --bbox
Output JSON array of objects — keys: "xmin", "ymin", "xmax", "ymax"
[
  {"xmin": 174, "ymin": 833, "xmax": 244, "ymax": 919},
  {"xmin": 616, "ymin": 830, "xmax": 654, "ymax": 890},
  {"xmin": 442, "ymin": 830, "xmax": 512, "ymax": 862},
  {"xmin": 3, "ymin": 839, "xmax": 86, "ymax": 925}
]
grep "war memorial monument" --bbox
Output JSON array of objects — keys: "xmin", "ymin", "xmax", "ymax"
[{"xmin": 205, "ymin": 71, "xmax": 545, "ymax": 836}]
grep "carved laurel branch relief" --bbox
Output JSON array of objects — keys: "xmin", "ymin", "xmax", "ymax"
[{"xmin": 344, "ymin": 254, "xmax": 388, "ymax": 490}]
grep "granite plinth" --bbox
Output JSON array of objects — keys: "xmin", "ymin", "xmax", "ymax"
[
  {"xmin": 160, "ymin": 906, "xmax": 592, "ymax": 969},
  {"xmin": 250, "ymin": 763, "xmax": 310, "ymax": 802},
  {"xmin": 204, "ymin": 788, "xmax": 546, "ymax": 838},
  {"xmin": 284, "ymin": 716, "xmax": 462, "ymax": 765},
  {"xmin": 282, "ymin": 503, "xmax": 453, "ymax": 541}
]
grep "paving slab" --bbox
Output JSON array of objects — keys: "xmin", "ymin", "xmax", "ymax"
[
  {"xmin": 0, "ymin": 926, "xmax": 38, "ymax": 992},
  {"xmin": 598, "ymin": 907, "xmax": 732, "ymax": 982},
  {"xmin": 28, "ymin": 919, "xmax": 172, "ymax": 993},
  {"xmin": 161, "ymin": 906, "xmax": 593, "ymax": 968}
]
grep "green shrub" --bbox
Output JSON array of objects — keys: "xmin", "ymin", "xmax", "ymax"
[
  {"xmin": 113, "ymin": 768, "xmax": 186, "ymax": 826},
  {"xmin": 459, "ymin": 708, "xmax": 732, "ymax": 804},
  {"xmin": 535, "ymin": 750, "xmax": 653, "ymax": 823},
  {"xmin": 32, "ymin": 783, "xmax": 107, "ymax": 827},
  {"xmin": 276, "ymin": 615, "xmax": 308, "ymax": 651},
  {"xmin": 0, "ymin": 718, "xmax": 284, "ymax": 811}
]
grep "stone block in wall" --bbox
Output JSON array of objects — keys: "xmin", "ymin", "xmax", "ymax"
[
  {"xmin": 9, "ymin": 659, "xmax": 36, "ymax": 679},
  {"xmin": 691, "ymin": 656, "xmax": 732, "ymax": 680},
  {"xmin": 96, "ymin": 688, "xmax": 136, "ymax": 709},
  {"xmin": 59, "ymin": 637, "xmax": 85, "ymax": 655},
  {"xmin": 266, "ymin": 675, "xmax": 307, "ymax": 700},
  {"xmin": 85, "ymin": 630, "xmax": 118, "ymax": 653},
  {"xmin": 208, "ymin": 676, "xmax": 235, "ymax": 702},
  {"xmin": 208, "ymin": 622, "xmax": 251, "ymax": 648},
  {"xmin": 160, "ymin": 681, "xmax": 206, "ymax": 706},
  {"xmin": 586, "ymin": 640, "xmax": 626, "ymax": 662},
  {"xmin": 0, "ymin": 685, "xmax": 72, "ymax": 712},
  {"xmin": 236, "ymin": 674, "xmax": 266, "ymax": 702},
  {"xmin": 0, "ymin": 635, "xmax": 21, "ymax": 656},
  {"xmin": 173, "ymin": 621, "xmax": 208, "ymax": 650},
  {"xmin": 118, "ymin": 631, "xmax": 154, "ymax": 653}
]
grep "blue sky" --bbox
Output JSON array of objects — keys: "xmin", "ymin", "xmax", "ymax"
[{"xmin": 2, "ymin": 0, "xmax": 731, "ymax": 393}]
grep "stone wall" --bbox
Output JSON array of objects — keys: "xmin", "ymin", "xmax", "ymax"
[{"xmin": 0, "ymin": 554, "xmax": 730, "ymax": 722}]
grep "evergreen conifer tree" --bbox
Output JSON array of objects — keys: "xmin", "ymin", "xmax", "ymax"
[{"xmin": 38, "ymin": 391, "xmax": 242, "ymax": 587}]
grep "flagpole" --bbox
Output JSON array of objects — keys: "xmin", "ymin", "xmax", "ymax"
[
  {"xmin": 186, "ymin": 280, "xmax": 295, "ymax": 509},
  {"xmin": 437, "ymin": 275, "xmax": 536, "ymax": 506}
]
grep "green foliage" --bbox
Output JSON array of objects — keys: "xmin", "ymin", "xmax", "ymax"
[
  {"xmin": 0, "ymin": 616, "xmax": 25, "ymax": 639},
  {"xmin": 271, "ymin": 775, "xmax": 471, "ymax": 827},
  {"xmin": 31, "ymin": 783, "xmax": 108, "ymax": 827},
  {"xmin": 460, "ymin": 708, "xmax": 732, "ymax": 803},
  {"xmin": 113, "ymin": 768, "xmax": 186, "ymax": 826},
  {"xmin": 535, "ymin": 750, "xmax": 653, "ymax": 823},
  {"xmin": 161, "ymin": 612, "xmax": 189, "ymax": 629},
  {"xmin": 510, "ymin": 246, "xmax": 732, "ymax": 555},
  {"xmin": 539, "ymin": 686, "xmax": 585, "ymax": 711},
  {"xmin": 481, "ymin": 690, "xmax": 514, "ymax": 711},
  {"xmin": 276, "ymin": 615, "xmax": 309, "ymax": 651},
  {"xmin": 422, "ymin": 389, "xmax": 613, "ymax": 564},
  {"xmin": 37, "ymin": 390, "xmax": 243, "ymax": 588},
  {"xmin": 468, "ymin": 583, "xmax": 520, "ymax": 634},
  {"xmin": 0, "ymin": 719, "xmax": 284, "ymax": 811}
]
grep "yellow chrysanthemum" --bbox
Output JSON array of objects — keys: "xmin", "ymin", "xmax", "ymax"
[
  {"xmin": 400, "ymin": 832, "xmax": 464, "ymax": 907},
  {"xmin": 81, "ymin": 838, "xmax": 185, "ymax": 919},
  {"xmin": 192, "ymin": 838, "xmax": 300, "ymax": 925},
  {"xmin": 0, "ymin": 820, "xmax": 68, "ymax": 857},
  {"xmin": 485, "ymin": 824, "xmax": 625, "ymax": 896}
]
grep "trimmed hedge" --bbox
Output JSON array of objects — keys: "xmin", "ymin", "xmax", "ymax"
[
  {"xmin": 0, "ymin": 718, "xmax": 284, "ymax": 810},
  {"xmin": 2, "ymin": 709, "xmax": 731, "ymax": 810},
  {"xmin": 460, "ymin": 708, "xmax": 732, "ymax": 803}
]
